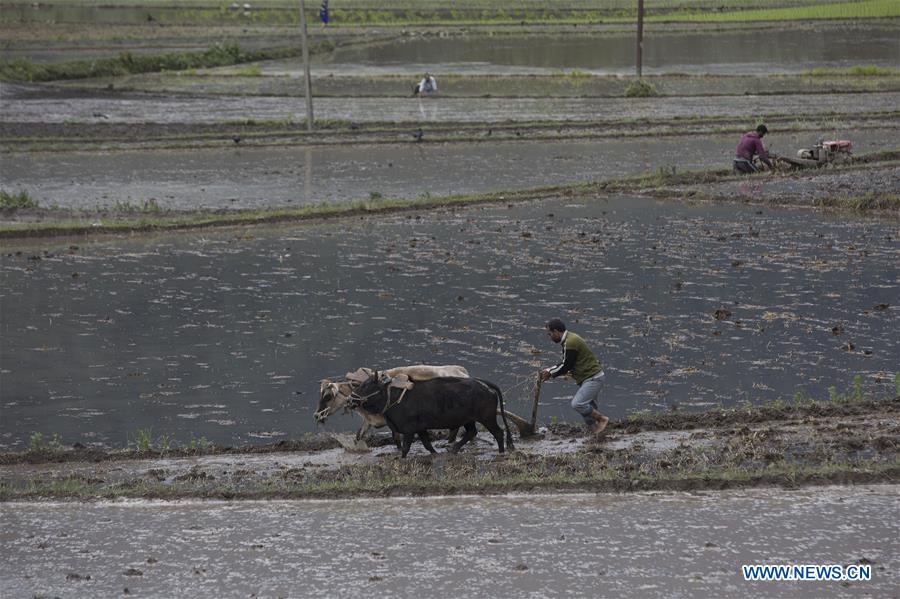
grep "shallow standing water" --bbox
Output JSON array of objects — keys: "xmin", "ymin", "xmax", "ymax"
[
  {"xmin": 0, "ymin": 485, "xmax": 896, "ymax": 598},
  {"xmin": 2, "ymin": 20, "xmax": 896, "ymax": 74},
  {"xmin": 313, "ymin": 27, "xmax": 900, "ymax": 75},
  {"xmin": 4, "ymin": 130, "xmax": 897, "ymax": 210},
  {"xmin": 1, "ymin": 195, "xmax": 897, "ymax": 449}
]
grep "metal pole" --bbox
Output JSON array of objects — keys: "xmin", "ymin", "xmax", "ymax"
[
  {"xmin": 298, "ymin": 0, "xmax": 314, "ymax": 130},
  {"xmin": 636, "ymin": 0, "xmax": 644, "ymax": 78}
]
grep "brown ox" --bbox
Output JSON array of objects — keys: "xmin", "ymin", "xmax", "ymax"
[{"xmin": 315, "ymin": 365, "xmax": 469, "ymax": 444}]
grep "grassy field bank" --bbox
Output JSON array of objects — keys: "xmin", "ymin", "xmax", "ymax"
[
  {"xmin": 2, "ymin": 395, "xmax": 897, "ymax": 501},
  {"xmin": 2, "ymin": 0, "xmax": 893, "ymax": 26}
]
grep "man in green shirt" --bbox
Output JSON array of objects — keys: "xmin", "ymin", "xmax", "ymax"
[{"xmin": 540, "ymin": 318, "xmax": 609, "ymax": 434}]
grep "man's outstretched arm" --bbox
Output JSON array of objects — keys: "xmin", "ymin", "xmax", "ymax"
[
  {"xmin": 756, "ymin": 138, "xmax": 773, "ymax": 168},
  {"xmin": 547, "ymin": 349, "xmax": 578, "ymax": 378}
]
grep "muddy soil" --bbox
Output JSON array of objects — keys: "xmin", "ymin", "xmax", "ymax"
[
  {"xmin": 1, "ymin": 485, "xmax": 897, "ymax": 598},
  {"xmin": 665, "ymin": 164, "xmax": 900, "ymax": 206},
  {"xmin": 1, "ymin": 194, "xmax": 897, "ymax": 449},
  {"xmin": 0, "ymin": 398, "xmax": 897, "ymax": 498},
  {"xmin": 3, "ymin": 82, "xmax": 898, "ymax": 124},
  {"xmin": 4, "ymin": 131, "xmax": 897, "ymax": 211},
  {"xmin": 4, "ymin": 113, "xmax": 895, "ymax": 152},
  {"xmin": 80, "ymin": 71, "xmax": 900, "ymax": 98}
]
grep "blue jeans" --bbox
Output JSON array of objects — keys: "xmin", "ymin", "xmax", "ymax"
[
  {"xmin": 571, "ymin": 372, "xmax": 604, "ymax": 424},
  {"xmin": 733, "ymin": 157, "xmax": 758, "ymax": 174}
]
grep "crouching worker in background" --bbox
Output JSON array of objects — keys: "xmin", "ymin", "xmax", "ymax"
[{"xmin": 734, "ymin": 124, "xmax": 773, "ymax": 174}]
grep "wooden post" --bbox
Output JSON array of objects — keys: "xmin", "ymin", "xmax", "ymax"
[
  {"xmin": 298, "ymin": 0, "xmax": 314, "ymax": 130},
  {"xmin": 636, "ymin": 0, "xmax": 644, "ymax": 78},
  {"xmin": 530, "ymin": 374, "xmax": 542, "ymax": 431}
]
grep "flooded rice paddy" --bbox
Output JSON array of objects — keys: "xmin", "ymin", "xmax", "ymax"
[
  {"xmin": 1, "ymin": 485, "xmax": 896, "ymax": 597},
  {"xmin": 1, "ymin": 195, "xmax": 897, "ymax": 450},
  {"xmin": 4, "ymin": 129, "xmax": 897, "ymax": 211},
  {"xmin": 312, "ymin": 27, "xmax": 900, "ymax": 76},
  {"xmin": 3, "ymin": 24, "xmax": 896, "ymax": 75},
  {"xmin": 3, "ymin": 83, "xmax": 898, "ymax": 124}
]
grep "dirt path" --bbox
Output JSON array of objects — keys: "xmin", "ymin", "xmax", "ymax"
[{"xmin": 2, "ymin": 399, "xmax": 896, "ymax": 500}]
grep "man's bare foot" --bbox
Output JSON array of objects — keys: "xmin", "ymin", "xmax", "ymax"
[{"xmin": 588, "ymin": 411, "xmax": 609, "ymax": 435}]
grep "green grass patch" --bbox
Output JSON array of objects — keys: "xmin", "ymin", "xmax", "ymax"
[
  {"xmin": 2, "ymin": 454, "xmax": 895, "ymax": 501},
  {"xmin": 27, "ymin": 432, "xmax": 62, "ymax": 454},
  {"xmin": 807, "ymin": 64, "xmax": 900, "ymax": 77},
  {"xmin": 113, "ymin": 198, "xmax": 162, "ymax": 214},
  {"xmin": 0, "ymin": 41, "xmax": 334, "ymax": 83},
  {"xmin": 560, "ymin": 68, "xmax": 592, "ymax": 78},
  {"xmin": 232, "ymin": 63, "xmax": 263, "ymax": 77},
  {"xmin": 828, "ymin": 374, "xmax": 870, "ymax": 405},
  {"xmin": 0, "ymin": 0, "xmax": 887, "ymax": 28},
  {"xmin": 624, "ymin": 79, "xmax": 660, "ymax": 97},
  {"xmin": 816, "ymin": 193, "xmax": 900, "ymax": 211},
  {"xmin": 0, "ymin": 190, "xmax": 38, "ymax": 209},
  {"xmin": 638, "ymin": 0, "xmax": 900, "ymax": 22}
]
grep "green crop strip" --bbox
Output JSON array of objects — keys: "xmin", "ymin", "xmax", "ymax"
[{"xmin": 0, "ymin": 40, "xmax": 335, "ymax": 83}]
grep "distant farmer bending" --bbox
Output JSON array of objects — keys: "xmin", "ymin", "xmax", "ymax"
[
  {"xmin": 734, "ymin": 124, "xmax": 773, "ymax": 174},
  {"xmin": 413, "ymin": 73, "xmax": 437, "ymax": 96},
  {"xmin": 540, "ymin": 318, "xmax": 609, "ymax": 435}
]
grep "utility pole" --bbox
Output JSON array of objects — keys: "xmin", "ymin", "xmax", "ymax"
[
  {"xmin": 298, "ymin": 0, "xmax": 314, "ymax": 130},
  {"xmin": 636, "ymin": 0, "xmax": 644, "ymax": 78}
]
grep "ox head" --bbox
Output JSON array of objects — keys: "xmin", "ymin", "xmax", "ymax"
[
  {"xmin": 314, "ymin": 378, "xmax": 355, "ymax": 424},
  {"xmin": 347, "ymin": 371, "xmax": 391, "ymax": 412}
]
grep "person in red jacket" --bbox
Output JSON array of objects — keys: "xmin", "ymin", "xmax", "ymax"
[{"xmin": 734, "ymin": 124, "xmax": 773, "ymax": 174}]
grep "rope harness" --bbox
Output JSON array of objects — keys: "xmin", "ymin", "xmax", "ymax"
[{"xmin": 348, "ymin": 384, "xmax": 410, "ymax": 415}]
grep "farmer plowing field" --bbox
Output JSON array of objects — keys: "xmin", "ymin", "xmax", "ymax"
[
  {"xmin": 540, "ymin": 318, "xmax": 610, "ymax": 435},
  {"xmin": 733, "ymin": 124, "xmax": 773, "ymax": 174}
]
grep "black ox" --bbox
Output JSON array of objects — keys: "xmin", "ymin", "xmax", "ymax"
[{"xmin": 349, "ymin": 374, "xmax": 515, "ymax": 457}]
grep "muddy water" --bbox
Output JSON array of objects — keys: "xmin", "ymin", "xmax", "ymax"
[
  {"xmin": 314, "ymin": 27, "xmax": 900, "ymax": 75},
  {"xmin": 3, "ymin": 83, "xmax": 898, "ymax": 124},
  {"xmin": 4, "ymin": 130, "xmax": 897, "ymax": 211},
  {"xmin": 1, "ymin": 20, "xmax": 896, "ymax": 75},
  {"xmin": 1, "ymin": 486, "xmax": 897, "ymax": 597},
  {"xmin": 2, "ymin": 195, "xmax": 897, "ymax": 449}
]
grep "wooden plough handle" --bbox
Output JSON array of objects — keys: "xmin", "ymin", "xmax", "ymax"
[{"xmin": 530, "ymin": 374, "xmax": 543, "ymax": 430}]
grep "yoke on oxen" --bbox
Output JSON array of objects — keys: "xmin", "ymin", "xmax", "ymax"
[
  {"xmin": 315, "ymin": 365, "xmax": 470, "ymax": 445},
  {"xmin": 345, "ymin": 368, "xmax": 416, "ymax": 410}
]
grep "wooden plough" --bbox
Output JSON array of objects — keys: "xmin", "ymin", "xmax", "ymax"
[{"xmin": 500, "ymin": 373, "xmax": 543, "ymax": 438}]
